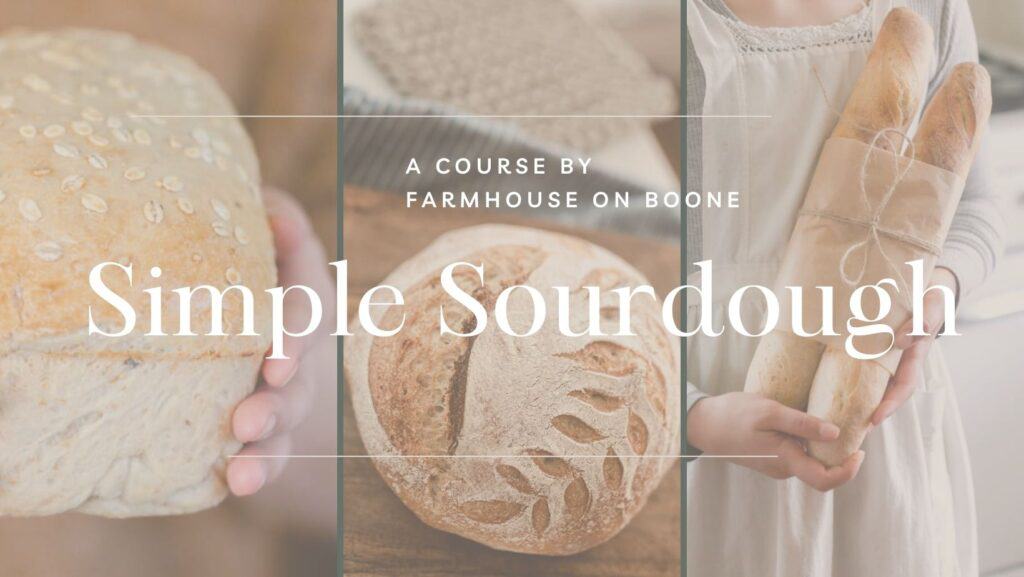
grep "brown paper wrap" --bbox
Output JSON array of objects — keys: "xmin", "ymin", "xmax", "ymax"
[{"xmin": 775, "ymin": 137, "xmax": 965, "ymax": 373}]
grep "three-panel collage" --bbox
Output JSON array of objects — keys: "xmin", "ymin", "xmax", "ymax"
[{"xmin": 1, "ymin": 1, "xmax": 1021, "ymax": 576}]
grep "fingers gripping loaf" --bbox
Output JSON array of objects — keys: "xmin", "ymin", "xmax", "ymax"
[
  {"xmin": 808, "ymin": 61, "xmax": 992, "ymax": 467},
  {"xmin": 345, "ymin": 225, "xmax": 681, "ymax": 555},
  {"xmin": 0, "ymin": 30, "xmax": 275, "ymax": 515},
  {"xmin": 744, "ymin": 9, "xmax": 933, "ymax": 410}
]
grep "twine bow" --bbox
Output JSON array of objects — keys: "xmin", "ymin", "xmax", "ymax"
[
  {"xmin": 838, "ymin": 128, "xmax": 915, "ymax": 289},
  {"xmin": 809, "ymin": 66, "xmax": 942, "ymax": 305}
]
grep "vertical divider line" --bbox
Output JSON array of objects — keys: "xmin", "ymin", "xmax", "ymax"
[
  {"xmin": 337, "ymin": 0, "xmax": 345, "ymax": 575},
  {"xmin": 680, "ymin": 3, "xmax": 688, "ymax": 576}
]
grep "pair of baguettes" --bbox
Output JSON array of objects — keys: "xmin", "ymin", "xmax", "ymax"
[{"xmin": 744, "ymin": 9, "xmax": 992, "ymax": 467}]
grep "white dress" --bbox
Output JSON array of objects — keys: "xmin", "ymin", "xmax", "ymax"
[{"xmin": 685, "ymin": 1, "xmax": 979, "ymax": 575}]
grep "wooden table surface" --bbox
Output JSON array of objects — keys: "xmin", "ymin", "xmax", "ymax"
[{"xmin": 341, "ymin": 187, "xmax": 682, "ymax": 577}]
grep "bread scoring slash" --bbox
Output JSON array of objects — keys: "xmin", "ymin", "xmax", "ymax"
[
  {"xmin": 0, "ymin": 29, "xmax": 275, "ymax": 516},
  {"xmin": 345, "ymin": 225, "xmax": 682, "ymax": 555}
]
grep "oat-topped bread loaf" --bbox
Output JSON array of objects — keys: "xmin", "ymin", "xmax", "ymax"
[
  {"xmin": 345, "ymin": 225, "xmax": 681, "ymax": 555},
  {"xmin": 0, "ymin": 29, "xmax": 275, "ymax": 516}
]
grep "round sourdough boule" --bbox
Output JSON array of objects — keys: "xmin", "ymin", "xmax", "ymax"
[
  {"xmin": 345, "ymin": 225, "xmax": 681, "ymax": 555},
  {"xmin": 0, "ymin": 29, "xmax": 275, "ymax": 516}
]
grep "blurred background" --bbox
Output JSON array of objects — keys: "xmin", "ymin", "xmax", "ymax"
[
  {"xmin": 953, "ymin": 2, "xmax": 1024, "ymax": 576},
  {"xmin": 0, "ymin": 1, "xmax": 338, "ymax": 576},
  {"xmin": 342, "ymin": 0, "xmax": 683, "ymax": 215}
]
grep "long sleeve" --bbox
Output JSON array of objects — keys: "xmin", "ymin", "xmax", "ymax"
[
  {"xmin": 925, "ymin": 0, "xmax": 1007, "ymax": 298},
  {"xmin": 687, "ymin": 381, "xmax": 709, "ymax": 413}
]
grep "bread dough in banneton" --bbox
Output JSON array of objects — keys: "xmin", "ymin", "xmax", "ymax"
[
  {"xmin": 0, "ymin": 29, "xmax": 275, "ymax": 516},
  {"xmin": 345, "ymin": 225, "xmax": 681, "ymax": 555}
]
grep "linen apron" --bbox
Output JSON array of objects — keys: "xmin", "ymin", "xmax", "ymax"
[{"xmin": 685, "ymin": 1, "xmax": 979, "ymax": 575}]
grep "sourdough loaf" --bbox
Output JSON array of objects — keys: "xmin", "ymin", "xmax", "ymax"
[
  {"xmin": 345, "ymin": 225, "xmax": 680, "ymax": 555},
  {"xmin": 0, "ymin": 29, "xmax": 275, "ymax": 516}
]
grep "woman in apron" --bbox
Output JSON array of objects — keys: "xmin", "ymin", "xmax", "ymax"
[{"xmin": 684, "ymin": 0, "xmax": 999, "ymax": 575}]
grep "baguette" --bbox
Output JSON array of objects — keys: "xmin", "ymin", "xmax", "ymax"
[
  {"xmin": 831, "ymin": 8, "xmax": 933, "ymax": 149},
  {"xmin": 744, "ymin": 8, "xmax": 932, "ymax": 410},
  {"xmin": 744, "ymin": 332, "xmax": 824, "ymax": 410},
  {"xmin": 808, "ymin": 61, "xmax": 992, "ymax": 467}
]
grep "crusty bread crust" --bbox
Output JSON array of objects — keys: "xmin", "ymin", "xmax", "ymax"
[
  {"xmin": 345, "ymin": 225, "xmax": 681, "ymax": 555},
  {"xmin": 806, "ymin": 348, "xmax": 891, "ymax": 468},
  {"xmin": 0, "ymin": 29, "xmax": 274, "ymax": 516},
  {"xmin": 913, "ymin": 62, "xmax": 992, "ymax": 178},
  {"xmin": 832, "ymin": 8, "xmax": 933, "ymax": 149},
  {"xmin": 744, "ymin": 332, "xmax": 824, "ymax": 411}
]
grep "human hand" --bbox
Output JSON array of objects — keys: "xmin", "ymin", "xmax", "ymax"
[
  {"xmin": 688, "ymin": 392, "xmax": 865, "ymax": 491},
  {"xmin": 227, "ymin": 187, "xmax": 335, "ymax": 496},
  {"xmin": 870, "ymin": 267, "xmax": 958, "ymax": 426}
]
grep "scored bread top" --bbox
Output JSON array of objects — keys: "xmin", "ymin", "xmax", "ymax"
[
  {"xmin": 832, "ymin": 8, "xmax": 933, "ymax": 149},
  {"xmin": 345, "ymin": 224, "xmax": 682, "ymax": 555},
  {"xmin": 0, "ymin": 29, "xmax": 275, "ymax": 355}
]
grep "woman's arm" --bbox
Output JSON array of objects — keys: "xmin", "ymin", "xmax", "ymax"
[
  {"xmin": 873, "ymin": 0, "xmax": 1002, "ymax": 425},
  {"xmin": 688, "ymin": 392, "xmax": 864, "ymax": 491},
  {"xmin": 928, "ymin": 0, "xmax": 1006, "ymax": 299}
]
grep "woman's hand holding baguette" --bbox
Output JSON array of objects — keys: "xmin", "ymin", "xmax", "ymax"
[
  {"xmin": 871, "ymin": 266, "xmax": 958, "ymax": 426},
  {"xmin": 688, "ymin": 393, "xmax": 865, "ymax": 491}
]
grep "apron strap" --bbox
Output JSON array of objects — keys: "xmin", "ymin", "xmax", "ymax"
[
  {"xmin": 686, "ymin": 0, "xmax": 736, "ymax": 65},
  {"xmin": 686, "ymin": 0, "xmax": 752, "ymax": 261},
  {"xmin": 686, "ymin": 0, "xmax": 746, "ymax": 117}
]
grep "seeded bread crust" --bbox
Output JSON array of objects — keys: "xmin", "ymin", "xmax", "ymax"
[
  {"xmin": 345, "ymin": 225, "xmax": 681, "ymax": 555},
  {"xmin": 0, "ymin": 29, "xmax": 275, "ymax": 516}
]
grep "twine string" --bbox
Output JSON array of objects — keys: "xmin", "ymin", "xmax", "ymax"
[
  {"xmin": 808, "ymin": 64, "xmax": 939, "ymax": 304},
  {"xmin": 837, "ymin": 127, "xmax": 917, "ymax": 296}
]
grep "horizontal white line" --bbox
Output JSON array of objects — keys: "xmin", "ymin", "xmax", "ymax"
[
  {"xmin": 129, "ymin": 114, "xmax": 770, "ymax": 119},
  {"xmin": 229, "ymin": 454, "xmax": 778, "ymax": 459}
]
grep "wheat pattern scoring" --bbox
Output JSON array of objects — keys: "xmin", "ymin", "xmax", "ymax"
[
  {"xmin": 357, "ymin": 232, "xmax": 679, "ymax": 554},
  {"xmin": 481, "ymin": 267, "xmax": 664, "ymax": 535}
]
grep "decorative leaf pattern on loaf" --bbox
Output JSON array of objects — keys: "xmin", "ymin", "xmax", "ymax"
[
  {"xmin": 527, "ymin": 449, "xmax": 575, "ymax": 479},
  {"xmin": 496, "ymin": 464, "xmax": 535, "ymax": 495},
  {"xmin": 348, "ymin": 225, "xmax": 680, "ymax": 555},
  {"xmin": 459, "ymin": 500, "xmax": 525, "ymax": 524},
  {"xmin": 550, "ymin": 414, "xmax": 606, "ymax": 443}
]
